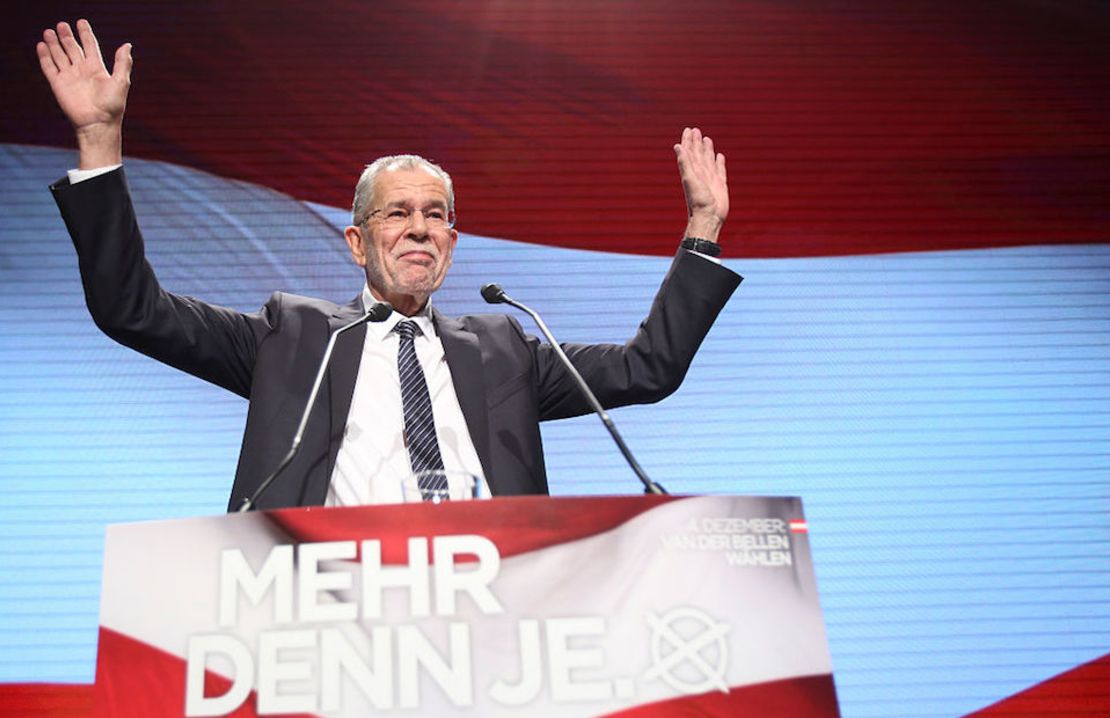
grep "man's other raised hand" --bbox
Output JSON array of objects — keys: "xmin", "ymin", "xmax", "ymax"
[
  {"xmin": 675, "ymin": 127, "xmax": 729, "ymax": 245},
  {"xmin": 36, "ymin": 19, "xmax": 132, "ymax": 169}
]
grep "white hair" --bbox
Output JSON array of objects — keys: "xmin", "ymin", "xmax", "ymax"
[{"xmin": 351, "ymin": 154, "xmax": 455, "ymax": 226}]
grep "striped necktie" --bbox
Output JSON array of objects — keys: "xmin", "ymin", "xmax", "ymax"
[{"xmin": 395, "ymin": 320, "xmax": 446, "ymax": 494}]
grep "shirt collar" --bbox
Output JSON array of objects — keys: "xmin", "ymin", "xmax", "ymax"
[{"xmin": 361, "ymin": 284, "xmax": 436, "ymax": 340}]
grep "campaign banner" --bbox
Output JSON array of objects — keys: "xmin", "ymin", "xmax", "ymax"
[{"xmin": 94, "ymin": 495, "xmax": 839, "ymax": 716}]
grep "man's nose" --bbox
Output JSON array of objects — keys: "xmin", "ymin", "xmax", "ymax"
[{"xmin": 406, "ymin": 210, "xmax": 430, "ymax": 238}]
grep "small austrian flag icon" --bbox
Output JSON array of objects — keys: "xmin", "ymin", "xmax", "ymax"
[{"xmin": 789, "ymin": 519, "xmax": 808, "ymax": 533}]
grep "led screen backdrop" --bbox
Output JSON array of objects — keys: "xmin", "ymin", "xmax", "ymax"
[{"xmin": 2, "ymin": 1, "xmax": 1109, "ymax": 716}]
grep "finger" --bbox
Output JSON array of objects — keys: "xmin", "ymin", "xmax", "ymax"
[
  {"xmin": 675, "ymin": 141, "xmax": 692, "ymax": 172},
  {"xmin": 36, "ymin": 41, "xmax": 60, "ymax": 81},
  {"xmin": 76, "ymin": 18, "xmax": 105, "ymax": 69},
  {"xmin": 43, "ymin": 29, "xmax": 70, "ymax": 70},
  {"xmin": 56, "ymin": 22, "xmax": 85, "ymax": 65},
  {"xmin": 704, "ymin": 135, "xmax": 715, "ymax": 161},
  {"xmin": 693, "ymin": 133, "xmax": 706, "ymax": 162},
  {"xmin": 717, "ymin": 152, "xmax": 727, "ymax": 180},
  {"xmin": 111, "ymin": 43, "xmax": 133, "ymax": 83}
]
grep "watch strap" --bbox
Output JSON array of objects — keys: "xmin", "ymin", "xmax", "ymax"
[{"xmin": 680, "ymin": 236, "xmax": 722, "ymax": 258}]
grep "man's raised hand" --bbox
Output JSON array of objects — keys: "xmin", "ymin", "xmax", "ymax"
[
  {"xmin": 674, "ymin": 127, "xmax": 729, "ymax": 244},
  {"xmin": 36, "ymin": 19, "xmax": 131, "ymax": 168}
]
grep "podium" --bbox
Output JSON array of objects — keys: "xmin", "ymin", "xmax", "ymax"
[{"xmin": 94, "ymin": 495, "xmax": 840, "ymax": 716}]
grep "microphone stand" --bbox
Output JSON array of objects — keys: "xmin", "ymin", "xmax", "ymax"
[
  {"xmin": 237, "ymin": 302, "xmax": 393, "ymax": 512},
  {"xmin": 481, "ymin": 284, "xmax": 666, "ymax": 495}
]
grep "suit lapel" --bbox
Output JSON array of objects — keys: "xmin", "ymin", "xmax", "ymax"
[
  {"xmin": 318, "ymin": 296, "xmax": 368, "ymax": 500},
  {"xmin": 433, "ymin": 310, "xmax": 494, "ymax": 490}
]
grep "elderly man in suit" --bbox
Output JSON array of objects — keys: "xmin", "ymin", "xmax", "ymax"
[{"xmin": 38, "ymin": 20, "xmax": 741, "ymax": 509}]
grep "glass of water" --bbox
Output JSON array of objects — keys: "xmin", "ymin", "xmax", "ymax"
[{"xmin": 400, "ymin": 470, "xmax": 479, "ymax": 504}]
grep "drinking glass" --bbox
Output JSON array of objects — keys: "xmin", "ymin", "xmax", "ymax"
[{"xmin": 400, "ymin": 470, "xmax": 479, "ymax": 504}]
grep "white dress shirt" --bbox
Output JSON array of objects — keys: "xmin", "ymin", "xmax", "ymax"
[
  {"xmin": 69, "ymin": 165, "xmax": 122, "ymax": 183},
  {"xmin": 326, "ymin": 288, "xmax": 489, "ymax": 505}
]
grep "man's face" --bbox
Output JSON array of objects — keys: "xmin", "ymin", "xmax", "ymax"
[{"xmin": 344, "ymin": 167, "xmax": 457, "ymax": 314}]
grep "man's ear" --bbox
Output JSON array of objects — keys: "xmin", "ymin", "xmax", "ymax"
[
  {"xmin": 344, "ymin": 225, "xmax": 367, "ymax": 267},
  {"xmin": 447, "ymin": 228, "xmax": 458, "ymax": 267}
]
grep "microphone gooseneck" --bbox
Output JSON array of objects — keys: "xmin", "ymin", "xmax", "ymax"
[
  {"xmin": 237, "ymin": 301, "xmax": 393, "ymax": 512},
  {"xmin": 482, "ymin": 285, "xmax": 666, "ymax": 495}
]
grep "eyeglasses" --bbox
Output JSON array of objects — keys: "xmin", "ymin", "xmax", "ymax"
[{"xmin": 365, "ymin": 205, "xmax": 456, "ymax": 230}]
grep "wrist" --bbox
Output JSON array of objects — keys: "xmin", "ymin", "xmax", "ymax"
[
  {"xmin": 76, "ymin": 122, "xmax": 123, "ymax": 169},
  {"xmin": 684, "ymin": 214, "xmax": 723, "ymax": 244}
]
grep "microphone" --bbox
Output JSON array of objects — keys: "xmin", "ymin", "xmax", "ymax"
[
  {"xmin": 481, "ymin": 284, "xmax": 666, "ymax": 495},
  {"xmin": 480, "ymin": 283, "xmax": 507, "ymax": 304},
  {"xmin": 363, "ymin": 301, "xmax": 395, "ymax": 323},
  {"xmin": 237, "ymin": 301, "xmax": 393, "ymax": 511}
]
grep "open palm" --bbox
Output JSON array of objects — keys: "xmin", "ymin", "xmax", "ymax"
[
  {"xmin": 36, "ymin": 19, "xmax": 131, "ymax": 132},
  {"xmin": 675, "ymin": 127, "xmax": 729, "ymax": 223}
]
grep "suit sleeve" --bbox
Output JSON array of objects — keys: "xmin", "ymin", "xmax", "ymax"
[
  {"xmin": 532, "ymin": 250, "xmax": 742, "ymax": 420},
  {"xmin": 50, "ymin": 167, "xmax": 275, "ymax": 399}
]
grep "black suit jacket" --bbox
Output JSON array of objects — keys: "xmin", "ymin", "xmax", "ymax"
[{"xmin": 52, "ymin": 168, "xmax": 741, "ymax": 510}]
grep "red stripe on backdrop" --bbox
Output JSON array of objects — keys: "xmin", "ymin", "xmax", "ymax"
[
  {"xmin": 267, "ymin": 494, "xmax": 678, "ymax": 564},
  {"xmin": 0, "ymin": 631, "xmax": 318, "ymax": 718},
  {"xmin": 92, "ymin": 628, "xmax": 318, "ymax": 718},
  {"xmin": 1, "ymin": 660, "xmax": 839, "ymax": 718},
  {"xmin": 965, "ymin": 652, "xmax": 1110, "ymax": 717},
  {"xmin": 5, "ymin": 1, "xmax": 1109, "ymax": 257},
  {"xmin": 601, "ymin": 674, "xmax": 840, "ymax": 717},
  {"xmin": 0, "ymin": 683, "xmax": 93, "ymax": 718}
]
